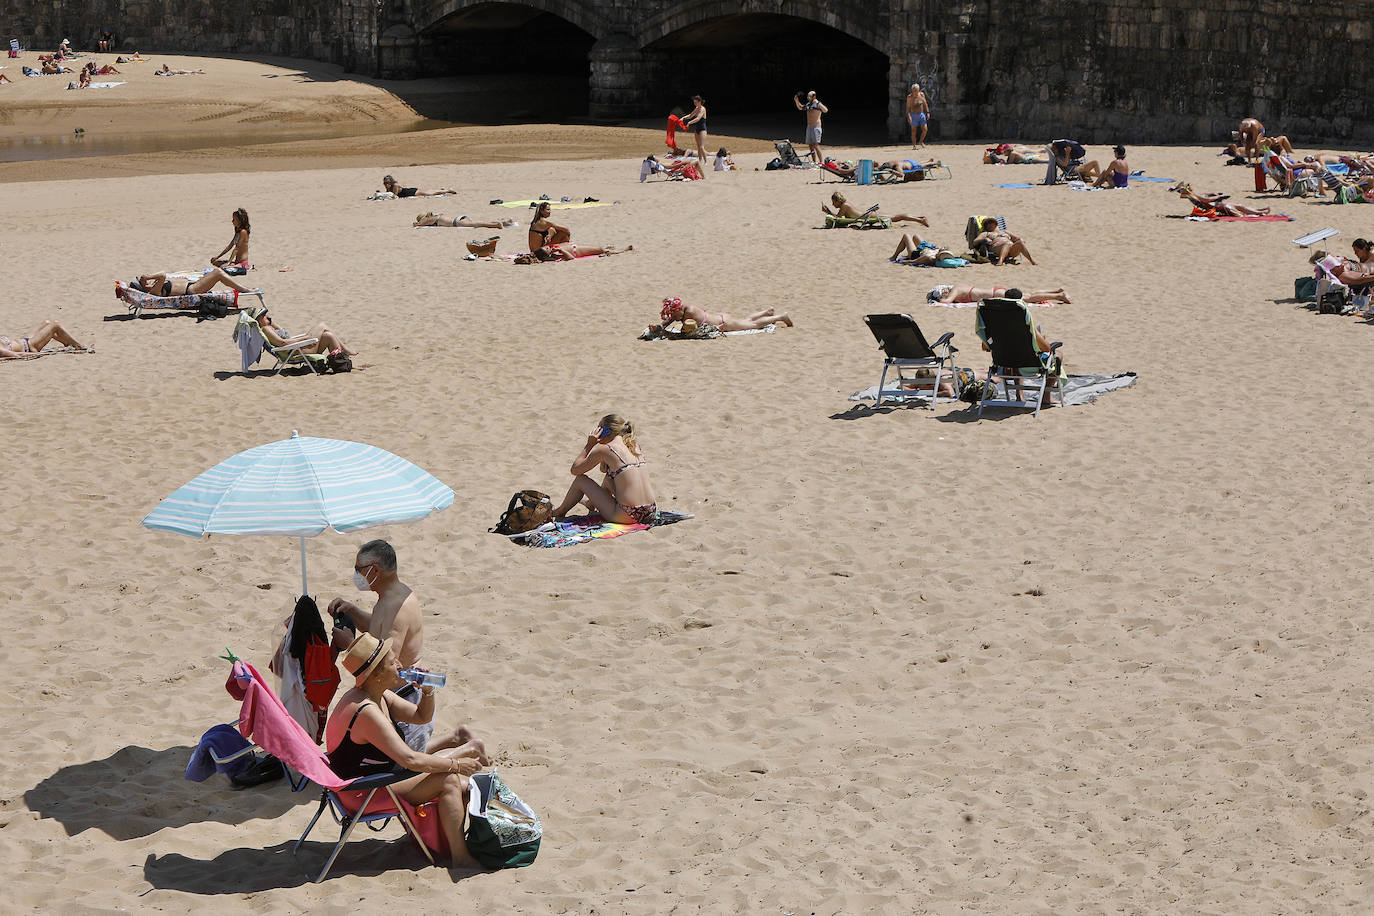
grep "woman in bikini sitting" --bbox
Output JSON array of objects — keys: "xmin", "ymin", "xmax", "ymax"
[
  {"xmin": 210, "ymin": 208, "xmax": 251, "ymax": 270},
  {"xmin": 381, "ymin": 175, "xmax": 455, "ymax": 198},
  {"xmin": 415, "ymin": 212, "xmax": 515, "ymax": 229},
  {"xmin": 928, "ymin": 284, "xmax": 1071, "ymax": 305},
  {"xmin": 1170, "ymin": 183, "xmax": 1271, "ymax": 217},
  {"xmin": 659, "ymin": 296, "xmax": 793, "ymax": 331},
  {"xmin": 528, "ymin": 201, "xmax": 570, "ymax": 251},
  {"xmin": 132, "ymin": 267, "xmax": 258, "ymax": 297},
  {"xmin": 551, "ymin": 414, "xmax": 659, "ymax": 524},
  {"xmin": 0, "ymin": 320, "xmax": 91, "ymax": 358},
  {"xmin": 254, "ymin": 308, "xmax": 358, "ymax": 357},
  {"xmin": 326, "ymin": 633, "xmax": 490, "ymax": 866},
  {"xmin": 821, "ymin": 192, "xmax": 927, "ymax": 226},
  {"xmin": 971, "ymin": 217, "xmax": 1037, "ymax": 265}
]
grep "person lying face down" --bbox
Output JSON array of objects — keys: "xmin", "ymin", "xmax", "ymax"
[
  {"xmin": 658, "ymin": 296, "xmax": 793, "ymax": 332},
  {"xmin": 926, "ymin": 284, "xmax": 1071, "ymax": 305}
]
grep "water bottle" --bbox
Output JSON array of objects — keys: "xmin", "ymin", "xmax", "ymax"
[{"xmin": 399, "ymin": 667, "xmax": 446, "ymax": 688}]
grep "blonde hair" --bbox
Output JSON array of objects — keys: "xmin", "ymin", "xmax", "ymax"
[
  {"xmin": 599, "ymin": 413, "xmax": 641, "ymax": 456},
  {"xmin": 832, "ymin": 192, "xmax": 845, "ymax": 205}
]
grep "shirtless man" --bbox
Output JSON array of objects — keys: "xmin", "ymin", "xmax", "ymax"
[
  {"xmin": 927, "ymin": 284, "xmax": 1071, "ymax": 305},
  {"xmin": 1237, "ymin": 117, "xmax": 1268, "ymax": 163},
  {"xmin": 328, "ymin": 539, "xmax": 432, "ymax": 750},
  {"xmin": 660, "ymin": 297, "xmax": 793, "ymax": 331},
  {"xmin": 906, "ymin": 83, "xmax": 929, "ymax": 148},
  {"xmin": 794, "ymin": 90, "xmax": 828, "ymax": 164}
]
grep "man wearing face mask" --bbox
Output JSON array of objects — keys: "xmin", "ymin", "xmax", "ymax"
[{"xmin": 327, "ymin": 539, "xmax": 432, "ymax": 750}]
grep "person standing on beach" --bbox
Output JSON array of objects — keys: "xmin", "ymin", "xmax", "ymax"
[
  {"xmin": 682, "ymin": 95, "xmax": 709, "ymax": 179},
  {"xmin": 794, "ymin": 90, "xmax": 828, "ymax": 164},
  {"xmin": 906, "ymin": 83, "xmax": 929, "ymax": 148},
  {"xmin": 328, "ymin": 539, "xmax": 432, "ymax": 750}
]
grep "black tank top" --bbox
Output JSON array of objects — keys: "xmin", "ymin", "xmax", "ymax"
[{"xmin": 327, "ymin": 702, "xmax": 403, "ymax": 779}]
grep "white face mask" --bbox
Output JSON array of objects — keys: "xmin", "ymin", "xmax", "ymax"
[{"xmin": 353, "ymin": 568, "xmax": 372, "ymax": 591}]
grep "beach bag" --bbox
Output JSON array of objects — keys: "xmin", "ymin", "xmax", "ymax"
[
  {"xmin": 325, "ymin": 350, "xmax": 352, "ymax": 373},
  {"xmin": 465, "ymin": 770, "xmax": 541, "ymax": 869},
  {"xmin": 1318, "ymin": 285, "xmax": 1350, "ymax": 314},
  {"xmin": 302, "ymin": 636, "xmax": 340, "ymax": 716},
  {"xmin": 490, "ymin": 490, "xmax": 552, "ymax": 535},
  {"xmin": 1294, "ymin": 276, "xmax": 1317, "ymax": 302},
  {"xmin": 764, "ymin": 157, "xmax": 786, "ymax": 170}
]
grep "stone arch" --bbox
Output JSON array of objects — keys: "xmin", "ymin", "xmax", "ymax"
[
  {"xmin": 636, "ymin": 0, "xmax": 889, "ymax": 57},
  {"xmin": 414, "ymin": 0, "xmax": 608, "ymax": 40}
]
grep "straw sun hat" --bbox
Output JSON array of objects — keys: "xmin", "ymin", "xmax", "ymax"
[{"xmin": 343, "ymin": 633, "xmax": 393, "ymax": 687}]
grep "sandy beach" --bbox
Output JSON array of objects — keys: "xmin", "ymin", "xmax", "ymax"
[{"xmin": 4, "ymin": 52, "xmax": 1374, "ymax": 913}]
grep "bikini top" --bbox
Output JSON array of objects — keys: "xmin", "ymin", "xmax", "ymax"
[{"xmin": 605, "ymin": 444, "xmax": 646, "ymax": 480}]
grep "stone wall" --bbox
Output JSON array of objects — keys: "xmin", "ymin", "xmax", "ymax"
[
  {"xmin": 6, "ymin": 0, "xmax": 1373, "ymax": 144},
  {"xmin": 0, "ymin": 0, "xmax": 375, "ymax": 75}
]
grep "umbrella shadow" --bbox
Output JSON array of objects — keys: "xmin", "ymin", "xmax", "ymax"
[
  {"xmin": 143, "ymin": 838, "xmax": 475, "ymax": 893},
  {"xmin": 212, "ymin": 368, "xmax": 318, "ymax": 380},
  {"xmin": 24, "ymin": 744, "xmax": 300, "ymax": 840}
]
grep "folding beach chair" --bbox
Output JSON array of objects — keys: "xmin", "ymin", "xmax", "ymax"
[
  {"xmin": 819, "ymin": 159, "xmax": 855, "ymax": 182},
  {"xmin": 1043, "ymin": 140, "xmax": 1085, "ymax": 185},
  {"xmin": 225, "ymin": 661, "xmax": 442, "ymax": 883},
  {"xmin": 863, "ymin": 313, "xmax": 958, "ymax": 406},
  {"xmin": 773, "ymin": 139, "xmax": 808, "ymax": 168},
  {"xmin": 8, "ymin": 38, "xmax": 22, "ymax": 57},
  {"xmin": 965, "ymin": 215, "xmax": 1010, "ymax": 262},
  {"xmin": 974, "ymin": 298, "xmax": 1064, "ymax": 418},
  {"xmin": 234, "ymin": 309, "xmax": 326, "ymax": 374}
]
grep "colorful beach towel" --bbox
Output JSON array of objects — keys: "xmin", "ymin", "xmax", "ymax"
[
  {"xmin": 512, "ymin": 510, "xmax": 692, "ymax": 548},
  {"xmin": 1194, "ymin": 214, "xmax": 1295, "ymax": 222}
]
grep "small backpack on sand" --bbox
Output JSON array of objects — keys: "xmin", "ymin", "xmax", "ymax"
[{"xmin": 490, "ymin": 490, "xmax": 553, "ymax": 535}]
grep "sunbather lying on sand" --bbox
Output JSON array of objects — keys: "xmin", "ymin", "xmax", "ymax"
[
  {"xmin": 984, "ymin": 144, "xmax": 1043, "ymax": 164},
  {"xmin": 414, "ymin": 212, "xmax": 515, "ymax": 229},
  {"xmin": 927, "ymin": 284, "xmax": 1071, "ymax": 305},
  {"xmin": 381, "ymin": 175, "xmax": 455, "ymax": 198},
  {"xmin": 254, "ymin": 307, "xmax": 358, "ymax": 356},
  {"xmin": 515, "ymin": 243, "xmax": 632, "ymax": 263},
  {"xmin": 660, "ymin": 297, "xmax": 793, "ymax": 331},
  {"xmin": 1170, "ymin": 183, "xmax": 1271, "ymax": 217},
  {"xmin": 890, "ymin": 233, "xmax": 960, "ymax": 266},
  {"xmin": 131, "ymin": 268, "xmax": 258, "ymax": 296},
  {"xmin": 155, "ymin": 64, "xmax": 205, "ymax": 75},
  {"xmin": 971, "ymin": 217, "xmax": 1037, "ymax": 265},
  {"xmin": 822, "ymin": 192, "xmax": 927, "ymax": 225},
  {"xmin": 0, "ymin": 320, "xmax": 91, "ymax": 358}
]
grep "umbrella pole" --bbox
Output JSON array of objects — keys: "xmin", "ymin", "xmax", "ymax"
[{"xmin": 299, "ymin": 535, "xmax": 308, "ymax": 596}]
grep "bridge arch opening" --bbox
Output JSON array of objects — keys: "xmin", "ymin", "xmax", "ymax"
[
  {"xmin": 418, "ymin": 2, "xmax": 596, "ymax": 118},
  {"xmin": 644, "ymin": 13, "xmax": 888, "ymax": 139}
]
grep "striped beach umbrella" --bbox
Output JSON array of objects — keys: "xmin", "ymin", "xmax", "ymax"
[{"xmin": 142, "ymin": 430, "xmax": 453, "ymax": 593}]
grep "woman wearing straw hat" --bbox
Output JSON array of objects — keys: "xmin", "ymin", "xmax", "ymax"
[{"xmin": 326, "ymin": 633, "xmax": 489, "ymax": 865}]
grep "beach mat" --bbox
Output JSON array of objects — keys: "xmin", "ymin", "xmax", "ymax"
[
  {"xmin": 511, "ymin": 510, "xmax": 692, "ymax": 548},
  {"xmin": 496, "ymin": 199, "xmax": 610, "ymax": 210},
  {"xmin": 995, "ymin": 183, "xmax": 1035, "ymax": 189},
  {"xmin": 639, "ymin": 325, "xmax": 776, "ymax": 341},
  {"xmin": 1208, "ymin": 214, "xmax": 1295, "ymax": 222},
  {"xmin": 847, "ymin": 372, "xmax": 1136, "ymax": 405}
]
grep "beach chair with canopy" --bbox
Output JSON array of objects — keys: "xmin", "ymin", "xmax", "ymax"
[
  {"xmin": 863, "ymin": 313, "xmax": 958, "ymax": 406},
  {"xmin": 974, "ymin": 298, "xmax": 1064, "ymax": 418},
  {"xmin": 1043, "ymin": 140, "xmax": 1086, "ymax": 184},
  {"xmin": 225, "ymin": 660, "xmax": 443, "ymax": 883},
  {"xmin": 773, "ymin": 139, "xmax": 808, "ymax": 168}
]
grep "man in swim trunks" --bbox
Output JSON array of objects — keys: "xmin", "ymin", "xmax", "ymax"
[
  {"xmin": 906, "ymin": 83, "xmax": 929, "ymax": 147},
  {"xmin": 794, "ymin": 90, "xmax": 828, "ymax": 164},
  {"xmin": 1237, "ymin": 118, "xmax": 1265, "ymax": 163}
]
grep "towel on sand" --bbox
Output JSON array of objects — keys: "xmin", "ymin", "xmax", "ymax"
[
  {"xmin": 639, "ymin": 324, "xmax": 776, "ymax": 341},
  {"xmin": 511, "ymin": 510, "xmax": 692, "ymax": 548},
  {"xmin": 848, "ymin": 372, "xmax": 1137, "ymax": 406}
]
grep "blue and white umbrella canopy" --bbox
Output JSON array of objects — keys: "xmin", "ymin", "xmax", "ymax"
[{"xmin": 142, "ymin": 431, "xmax": 453, "ymax": 592}]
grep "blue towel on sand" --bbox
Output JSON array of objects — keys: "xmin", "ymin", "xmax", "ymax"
[
  {"xmin": 1130, "ymin": 176, "xmax": 1175, "ymax": 183},
  {"xmin": 996, "ymin": 182, "xmax": 1034, "ymax": 189}
]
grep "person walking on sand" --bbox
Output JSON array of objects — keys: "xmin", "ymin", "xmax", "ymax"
[
  {"xmin": 795, "ymin": 90, "xmax": 828, "ymax": 164},
  {"xmin": 681, "ymin": 95, "xmax": 709, "ymax": 179},
  {"xmin": 906, "ymin": 83, "xmax": 929, "ymax": 148}
]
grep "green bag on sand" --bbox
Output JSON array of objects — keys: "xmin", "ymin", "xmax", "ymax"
[
  {"xmin": 465, "ymin": 770, "xmax": 541, "ymax": 869},
  {"xmin": 1294, "ymin": 276, "xmax": 1317, "ymax": 302}
]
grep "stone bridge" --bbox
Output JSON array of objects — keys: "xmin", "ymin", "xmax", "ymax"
[{"xmin": 8, "ymin": 0, "xmax": 1374, "ymax": 143}]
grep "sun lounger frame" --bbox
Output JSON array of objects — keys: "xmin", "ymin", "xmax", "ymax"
[
  {"xmin": 975, "ymin": 298, "xmax": 1064, "ymax": 419},
  {"xmin": 864, "ymin": 313, "xmax": 958, "ymax": 406},
  {"xmin": 295, "ymin": 770, "xmax": 436, "ymax": 883}
]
